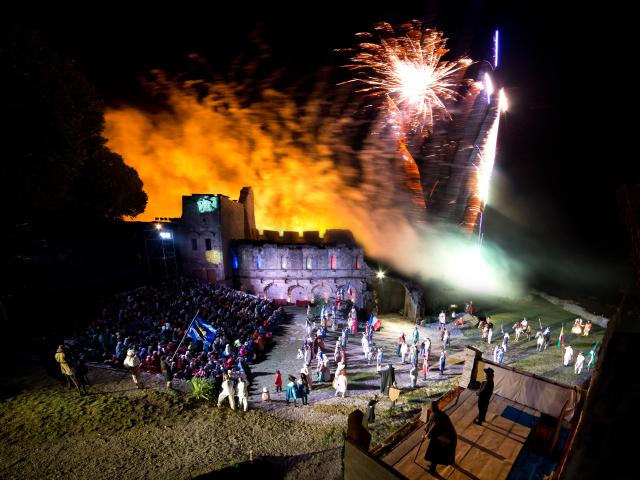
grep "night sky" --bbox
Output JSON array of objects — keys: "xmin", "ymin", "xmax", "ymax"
[{"xmin": 7, "ymin": 1, "xmax": 627, "ymax": 297}]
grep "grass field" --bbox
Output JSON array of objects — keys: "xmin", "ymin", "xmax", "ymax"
[{"xmin": 460, "ymin": 294, "xmax": 605, "ymax": 386}]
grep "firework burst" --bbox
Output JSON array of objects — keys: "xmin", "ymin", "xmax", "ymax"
[{"xmin": 341, "ymin": 21, "xmax": 472, "ymax": 133}]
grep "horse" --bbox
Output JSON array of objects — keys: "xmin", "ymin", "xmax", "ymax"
[
  {"xmin": 478, "ymin": 320, "xmax": 487, "ymax": 336},
  {"xmin": 535, "ymin": 330, "xmax": 550, "ymax": 351},
  {"xmin": 513, "ymin": 322, "xmax": 533, "ymax": 342}
]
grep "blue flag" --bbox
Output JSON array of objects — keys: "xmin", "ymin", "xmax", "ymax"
[
  {"xmin": 187, "ymin": 323, "xmax": 204, "ymax": 342},
  {"xmin": 188, "ymin": 316, "xmax": 217, "ymax": 343}
]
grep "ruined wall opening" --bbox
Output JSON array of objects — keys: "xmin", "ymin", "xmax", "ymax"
[{"xmin": 374, "ymin": 279, "xmax": 406, "ymax": 315}]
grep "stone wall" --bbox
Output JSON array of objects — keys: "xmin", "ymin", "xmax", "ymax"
[
  {"xmin": 234, "ymin": 243, "xmax": 371, "ymax": 307},
  {"xmin": 177, "ymin": 189, "xmax": 374, "ymax": 305}
]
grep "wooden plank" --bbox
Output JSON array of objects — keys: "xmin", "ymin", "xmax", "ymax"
[
  {"xmin": 383, "ymin": 427, "xmax": 426, "ymax": 467},
  {"xmin": 495, "ymin": 436, "xmax": 524, "ymax": 463}
]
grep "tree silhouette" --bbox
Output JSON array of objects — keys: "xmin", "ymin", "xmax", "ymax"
[{"xmin": 0, "ymin": 18, "xmax": 147, "ymax": 224}]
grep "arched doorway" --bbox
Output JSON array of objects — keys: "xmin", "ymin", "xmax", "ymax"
[
  {"xmin": 263, "ymin": 283, "xmax": 275, "ymax": 300},
  {"xmin": 311, "ymin": 283, "xmax": 333, "ymax": 303},
  {"xmin": 288, "ymin": 285, "xmax": 306, "ymax": 304},
  {"xmin": 374, "ymin": 278, "xmax": 407, "ymax": 314}
]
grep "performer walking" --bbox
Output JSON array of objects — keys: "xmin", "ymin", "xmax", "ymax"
[
  {"xmin": 439, "ymin": 350, "xmax": 446, "ymax": 375},
  {"xmin": 574, "ymin": 352, "xmax": 585, "ymax": 374},
  {"xmin": 423, "ymin": 400, "xmax": 457, "ymax": 474}
]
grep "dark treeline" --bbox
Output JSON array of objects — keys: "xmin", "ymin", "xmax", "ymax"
[{"xmin": 0, "ymin": 15, "xmax": 150, "ymax": 343}]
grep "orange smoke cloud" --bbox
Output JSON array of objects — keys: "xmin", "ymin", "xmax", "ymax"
[
  {"xmin": 103, "ymin": 75, "xmax": 522, "ymax": 296},
  {"xmin": 105, "ymin": 80, "xmax": 363, "ymax": 233}
]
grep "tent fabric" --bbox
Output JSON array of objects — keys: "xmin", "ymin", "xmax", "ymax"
[{"xmin": 477, "ymin": 361, "xmax": 580, "ymax": 420}]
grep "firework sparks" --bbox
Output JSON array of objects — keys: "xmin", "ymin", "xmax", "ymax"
[{"xmin": 342, "ymin": 21, "xmax": 472, "ymax": 133}]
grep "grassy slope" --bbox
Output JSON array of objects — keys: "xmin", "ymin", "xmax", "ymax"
[
  {"xmin": 0, "ymin": 386, "xmax": 343, "ymax": 479},
  {"xmin": 463, "ymin": 294, "xmax": 604, "ymax": 385}
]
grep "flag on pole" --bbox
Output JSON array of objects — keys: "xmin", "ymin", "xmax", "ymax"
[
  {"xmin": 586, "ymin": 341, "xmax": 599, "ymax": 369},
  {"xmin": 372, "ymin": 315, "xmax": 382, "ymax": 331},
  {"xmin": 368, "ymin": 313, "xmax": 375, "ymax": 327},
  {"xmin": 557, "ymin": 325, "xmax": 564, "ymax": 348},
  {"xmin": 347, "ymin": 283, "xmax": 353, "ymax": 298},
  {"xmin": 188, "ymin": 316, "xmax": 217, "ymax": 343}
]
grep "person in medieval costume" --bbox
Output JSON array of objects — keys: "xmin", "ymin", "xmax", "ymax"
[
  {"xmin": 297, "ymin": 374, "xmax": 309, "ymax": 405},
  {"xmin": 410, "ymin": 344, "xmax": 419, "ymax": 368},
  {"xmin": 376, "ymin": 347, "xmax": 383, "ymax": 372},
  {"xmin": 55, "ymin": 345, "xmax": 84, "ymax": 394},
  {"xmin": 367, "ymin": 395, "xmax": 379, "ymax": 425},
  {"xmin": 286, "ymin": 375, "xmax": 298, "ymax": 406},
  {"xmin": 400, "ymin": 341, "xmax": 409, "ymax": 364},
  {"xmin": 474, "ymin": 367, "xmax": 495, "ymax": 425},
  {"xmin": 412, "ymin": 326, "xmax": 420, "ymax": 345},
  {"xmin": 334, "ymin": 368, "xmax": 348, "ymax": 398},
  {"xmin": 304, "ymin": 344, "xmax": 312, "ymax": 366},
  {"xmin": 563, "ymin": 344, "xmax": 574, "ymax": 367},
  {"xmin": 378, "ymin": 364, "xmax": 396, "ymax": 395},
  {"xmin": 586, "ymin": 343, "xmax": 598, "ymax": 371},
  {"xmin": 443, "ymin": 328, "xmax": 450, "ymax": 349},
  {"xmin": 502, "ymin": 331, "xmax": 509, "ymax": 352},
  {"xmin": 409, "ymin": 366, "xmax": 418, "ymax": 388},
  {"xmin": 236, "ymin": 377, "xmax": 249, "ymax": 411},
  {"xmin": 301, "ymin": 364, "xmax": 312, "ymax": 390},
  {"xmin": 493, "ymin": 344, "xmax": 500, "ymax": 363},
  {"xmin": 439, "ymin": 350, "xmax": 446, "ymax": 375},
  {"xmin": 397, "ymin": 332, "xmax": 405, "ymax": 356},
  {"xmin": 421, "ymin": 350, "xmax": 429, "ymax": 380},
  {"xmin": 217, "ymin": 373, "xmax": 236, "ymax": 410},
  {"xmin": 574, "ymin": 352, "xmax": 585, "ymax": 374},
  {"xmin": 274, "ymin": 369, "xmax": 283, "ymax": 392},
  {"xmin": 123, "ymin": 349, "xmax": 143, "ymax": 389},
  {"xmin": 423, "ymin": 400, "xmax": 457, "ymax": 474}
]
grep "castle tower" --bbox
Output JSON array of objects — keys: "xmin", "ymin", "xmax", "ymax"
[{"xmin": 239, "ymin": 186, "xmax": 258, "ymax": 240}]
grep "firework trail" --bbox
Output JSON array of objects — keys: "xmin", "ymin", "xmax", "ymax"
[
  {"xmin": 463, "ymin": 85, "xmax": 508, "ymax": 236},
  {"xmin": 340, "ymin": 21, "xmax": 472, "ymax": 209}
]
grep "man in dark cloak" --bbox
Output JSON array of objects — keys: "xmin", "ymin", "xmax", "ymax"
[
  {"xmin": 423, "ymin": 400, "xmax": 457, "ymax": 474},
  {"xmin": 367, "ymin": 394, "xmax": 379, "ymax": 425},
  {"xmin": 474, "ymin": 367, "xmax": 495, "ymax": 425},
  {"xmin": 379, "ymin": 364, "xmax": 396, "ymax": 395}
]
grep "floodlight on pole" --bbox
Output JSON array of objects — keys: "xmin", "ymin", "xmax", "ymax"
[
  {"xmin": 376, "ymin": 270, "xmax": 386, "ymax": 280},
  {"xmin": 155, "ymin": 223, "xmax": 162, "ymax": 230},
  {"xmin": 159, "ymin": 231, "xmax": 172, "ymax": 240}
]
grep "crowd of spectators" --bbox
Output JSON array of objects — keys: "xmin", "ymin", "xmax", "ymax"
[{"xmin": 66, "ymin": 277, "xmax": 285, "ymax": 387}]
